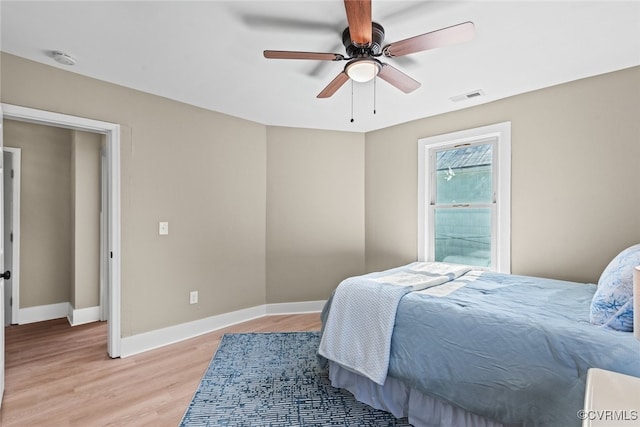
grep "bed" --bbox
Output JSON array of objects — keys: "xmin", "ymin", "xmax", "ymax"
[{"xmin": 317, "ymin": 259, "xmax": 640, "ymax": 427}]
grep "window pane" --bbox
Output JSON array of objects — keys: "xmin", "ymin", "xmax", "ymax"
[
  {"xmin": 435, "ymin": 144, "xmax": 493, "ymax": 204},
  {"xmin": 434, "ymin": 208, "xmax": 491, "ymax": 267}
]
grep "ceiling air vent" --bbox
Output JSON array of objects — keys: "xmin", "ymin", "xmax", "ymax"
[{"xmin": 450, "ymin": 90, "xmax": 485, "ymax": 103}]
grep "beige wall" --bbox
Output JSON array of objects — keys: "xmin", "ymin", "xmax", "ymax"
[
  {"xmin": 1, "ymin": 54, "xmax": 364, "ymax": 336},
  {"xmin": 1, "ymin": 53, "xmax": 268, "ymax": 336},
  {"xmin": 71, "ymin": 130, "xmax": 102, "ymax": 309},
  {"xmin": 4, "ymin": 122, "xmax": 103, "ymax": 311},
  {"xmin": 365, "ymin": 66, "xmax": 640, "ymax": 283},
  {"xmin": 266, "ymin": 127, "xmax": 365, "ymax": 303},
  {"xmin": 4, "ymin": 120, "xmax": 72, "ymax": 307},
  {"xmin": 3, "ymin": 52, "xmax": 638, "ymax": 339}
]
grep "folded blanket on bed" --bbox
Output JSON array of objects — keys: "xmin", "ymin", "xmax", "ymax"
[{"xmin": 318, "ymin": 262, "xmax": 472, "ymax": 385}]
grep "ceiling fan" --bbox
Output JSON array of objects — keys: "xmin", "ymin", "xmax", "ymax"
[{"xmin": 263, "ymin": 0, "xmax": 475, "ymax": 98}]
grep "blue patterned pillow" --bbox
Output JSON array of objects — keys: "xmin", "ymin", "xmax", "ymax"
[{"xmin": 590, "ymin": 244, "xmax": 640, "ymax": 331}]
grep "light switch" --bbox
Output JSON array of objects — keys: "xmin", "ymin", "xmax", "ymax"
[{"xmin": 159, "ymin": 221, "xmax": 169, "ymax": 235}]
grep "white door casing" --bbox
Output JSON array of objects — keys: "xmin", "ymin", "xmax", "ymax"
[{"xmin": 1, "ymin": 103, "xmax": 122, "ymax": 358}]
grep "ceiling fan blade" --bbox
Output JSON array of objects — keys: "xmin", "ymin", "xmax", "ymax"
[
  {"xmin": 308, "ymin": 43, "xmax": 345, "ymax": 77},
  {"xmin": 317, "ymin": 71, "xmax": 350, "ymax": 98},
  {"xmin": 382, "ymin": 21, "xmax": 475, "ymax": 57},
  {"xmin": 344, "ymin": 0, "xmax": 372, "ymax": 46},
  {"xmin": 264, "ymin": 50, "xmax": 345, "ymax": 61},
  {"xmin": 378, "ymin": 63, "xmax": 421, "ymax": 93}
]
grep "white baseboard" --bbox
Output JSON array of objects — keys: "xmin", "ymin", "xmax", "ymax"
[
  {"xmin": 19, "ymin": 302, "xmax": 102, "ymax": 326},
  {"xmin": 68, "ymin": 305, "xmax": 101, "ymax": 326},
  {"xmin": 120, "ymin": 300, "xmax": 326, "ymax": 358},
  {"xmin": 18, "ymin": 302, "xmax": 69, "ymax": 325}
]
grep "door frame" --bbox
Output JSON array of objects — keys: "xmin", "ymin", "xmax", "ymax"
[
  {"xmin": 3, "ymin": 147, "xmax": 21, "ymax": 325},
  {"xmin": 1, "ymin": 103, "xmax": 122, "ymax": 358}
]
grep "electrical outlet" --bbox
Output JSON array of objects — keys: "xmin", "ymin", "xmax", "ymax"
[{"xmin": 190, "ymin": 291, "xmax": 198, "ymax": 305}]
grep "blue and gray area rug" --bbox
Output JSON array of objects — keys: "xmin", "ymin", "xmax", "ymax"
[{"xmin": 180, "ymin": 331, "xmax": 410, "ymax": 426}]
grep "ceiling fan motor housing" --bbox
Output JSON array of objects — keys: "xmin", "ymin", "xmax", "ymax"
[{"xmin": 342, "ymin": 22, "xmax": 385, "ymax": 57}]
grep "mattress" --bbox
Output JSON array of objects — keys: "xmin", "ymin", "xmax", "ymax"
[{"xmin": 319, "ymin": 267, "xmax": 640, "ymax": 426}]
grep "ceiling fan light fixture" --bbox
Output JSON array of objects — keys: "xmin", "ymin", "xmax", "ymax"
[{"xmin": 345, "ymin": 58, "xmax": 381, "ymax": 83}]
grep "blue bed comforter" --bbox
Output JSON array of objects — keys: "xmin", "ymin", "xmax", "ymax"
[{"xmin": 320, "ymin": 268, "xmax": 640, "ymax": 427}]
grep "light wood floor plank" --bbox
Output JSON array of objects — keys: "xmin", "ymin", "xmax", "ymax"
[{"xmin": 1, "ymin": 313, "xmax": 322, "ymax": 426}]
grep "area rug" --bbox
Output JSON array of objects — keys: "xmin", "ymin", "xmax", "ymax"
[{"xmin": 180, "ymin": 331, "xmax": 410, "ymax": 426}]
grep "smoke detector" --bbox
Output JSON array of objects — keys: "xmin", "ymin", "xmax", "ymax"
[{"xmin": 52, "ymin": 51, "xmax": 77, "ymax": 66}]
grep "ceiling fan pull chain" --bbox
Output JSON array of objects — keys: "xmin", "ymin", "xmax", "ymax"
[
  {"xmin": 373, "ymin": 77, "xmax": 377, "ymax": 115},
  {"xmin": 350, "ymin": 80, "xmax": 355, "ymax": 123}
]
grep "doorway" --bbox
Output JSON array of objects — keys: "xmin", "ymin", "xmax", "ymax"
[
  {"xmin": 1, "ymin": 104, "xmax": 121, "ymax": 358},
  {"xmin": 3, "ymin": 128, "xmax": 104, "ymax": 327}
]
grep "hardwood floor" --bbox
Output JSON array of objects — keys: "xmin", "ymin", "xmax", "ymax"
[{"xmin": 1, "ymin": 313, "xmax": 322, "ymax": 426}]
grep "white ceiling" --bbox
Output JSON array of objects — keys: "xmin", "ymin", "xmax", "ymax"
[{"xmin": 2, "ymin": 1, "xmax": 639, "ymax": 133}]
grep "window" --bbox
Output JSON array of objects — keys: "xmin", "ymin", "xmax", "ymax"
[{"xmin": 418, "ymin": 122, "xmax": 511, "ymax": 273}]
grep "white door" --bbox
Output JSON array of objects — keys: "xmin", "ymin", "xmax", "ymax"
[
  {"xmin": 0, "ymin": 104, "xmax": 6, "ymax": 405},
  {"xmin": 3, "ymin": 151, "xmax": 13, "ymax": 326}
]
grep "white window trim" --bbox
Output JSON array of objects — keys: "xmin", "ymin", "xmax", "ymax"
[{"xmin": 418, "ymin": 122, "xmax": 511, "ymax": 273}]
